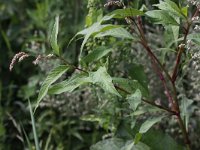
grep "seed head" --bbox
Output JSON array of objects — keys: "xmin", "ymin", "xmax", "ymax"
[
  {"xmin": 104, "ymin": 1, "xmax": 123, "ymax": 7},
  {"xmin": 9, "ymin": 52, "xmax": 28, "ymax": 71},
  {"xmin": 32, "ymin": 55, "xmax": 42, "ymax": 65}
]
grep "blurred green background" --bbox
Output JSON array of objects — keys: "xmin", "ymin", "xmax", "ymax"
[{"xmin": 0, "ymin": 0, "xmax": 97, "ymax": 149}]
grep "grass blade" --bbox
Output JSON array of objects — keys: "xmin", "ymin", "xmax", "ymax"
[{"xmin": 29, "ymin": 99, "xmax": 40, "ymax": 150}]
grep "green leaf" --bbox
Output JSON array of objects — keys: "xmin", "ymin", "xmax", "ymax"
[
  {"xmin": 50, "ymin": 16, "xmax": 60, "ymax": 55},
  {"xmin": 79, "ymin": 22, "xmax": 101, "ymax": 54},
  {"xmin": 35, "ymin": 65, "xmax": 69, "ymax": 111},
  {"xmin": 90, "ymin": 138, "xmax": 125, "ymax": 150},
  {"xmin": 187, "ymin": 33, "xmax": 200, "ymax": 45},
  {"xmin": 90, "ymin": 138, "xmax": 150, "ymax": 150},
  {"xmin": 180, "ymin": 96, "xmax": 193, "ymax": 131},
  {"xmin": 81, "ymin": 114, "xmax": 102, "ymax": 122},
  {"xmin": 89, "ymin": 67, "xmax": 121, "ymax": 97},
  {"xmin": 127, "ymin": 89, "xmax": 142, "ymax": 111},
  {"xmin": 95, "ymin": 27, "xmax": 135, "ymax": 40},
  {"xmin": 134, "ymin": 133, "xmax": 142, "ymax": 145},
  {"xmin": 82, "ymin": 46, "xmax": 113, "ymax": 64},
  {"xmin": 171, "ymin": 26, "xmax": 180, "ymax": 44},
  {"xmin": 109, "ymin": 8, "xmax": 144, "ymax": 19},
  {"xmin": 48, "ymin": 73, "xmax": 91, "ymax": 94},
  {"xmin": 145, "ymin": 10, "xmax": 179, "ymax": 25},
  {"xmin": 70, "ymin": 23, "xmax": 119, "ymax": 59},
  {"xmin": 22, "ymin": 127, "xmax": 33, "ymax": 150},
  {"xmin": 153, "ymin": 0, "xmax": 183, "ymax": 18},
  {"xmin": 112, "ymin": 78, "xmax": 149, "ymax": 97},
  {"xmin": 100, "ymin": 14, "xmax": 116, "ymax": 23},
  {"xmin": 122, "ymin": 141, "xmax": 134, "ymax": 150},
  {"xmin": 181, "ymin": 6, "xmax": 188, "ymax": 17},
  {"xmin": 126, "ymin": 64, "xmax": 149, "ymax": 92},
  {"xmin": 139, "ymin": 116, "xmax": 165, "ymax": 134},
  {"xmin": 29, "ymin": 100, "xmax": 40, "ymax": 150},
  {"xmin": 142, "ymin": 129, "xmax": 186, "ymax": 150},
  {"xmin": 122, "ymin": 141, "xmax": 150, "ymax": 150},
  {"xmin": 158, "ymin": 48, "xmax": 176, "ymax": 64}
]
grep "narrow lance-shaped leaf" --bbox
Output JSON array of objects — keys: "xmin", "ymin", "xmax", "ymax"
[
  {"xmin": 89, "ymin": 67, "xmax": 121, "ymax": 97},
  {"xmin": 35, "ymin": 65, "xmax": 69, "ymax": 111},
  {"xmin": 139, "ymin": 116, "xmax": 165, "ymax": 134},
  {"xmin": 145, "ymin": 10, "xmax": 179, "ymax": 25},
  {"xmin": 69, "ymin": 23, "xmax": 119, "ymax": 60},
  {"xmin": 153, "ymin": 0, "xmax": 184, "ymax": 18},
  {"xmin": 95, "ymin": 27, "xmax": 136, "ymax": 40},
  {"xmin": 29, "ymin": 100, "xmax": 40, "ymax": 150},
  {"xmin": 109, "ymin": 8, "xmax": 144, "ymax": 19},
  {"xmin": 48, "ymin": 73, "xmax": 91, "ymax": 95},
  {"xmin": 180, "ymin": 96, "xmax": 193, "ymax": 131},
  {"xmin": 82, "ymin": 46, "xmax": 113, "ymax": 64},
  {"xmin": 50, "ymin": 16, "xmax": 60, "ymax": 55}
]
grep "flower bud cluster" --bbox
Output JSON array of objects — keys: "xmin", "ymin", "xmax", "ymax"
[
  {"xmin": 104, "ymin": 1, "xmax": 123, "ymax": 7},
  {"xmin": 9, "ymin": 52, "xmax": 29, "ymax": 71},
  {"xmin": 32, "ymin": 54, "xmax": 55, "ymax": 65}
]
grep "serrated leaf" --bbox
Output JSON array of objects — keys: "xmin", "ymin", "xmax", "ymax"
[
  {"xmin": 127, "ymin": 89, "xmax": 142, "ymax": 111},
  {"xmin": 89, "ymin": 67, "xmax": 121, "ymax": 97},
  {"xmin": 145, "ymin": 10, "xmax": 179, "ymax": 25},
  {"xmin": 95, "ymin": 27, "xmax": 135, "ymax": 40},
  {"xmin": 112, "ymin": 78, "xmax": 149, "ymax": 97},
  {"xmin": 82, "ymin": 46, "xmax": 113, "ymax": 64},
  {"xmin": 109, "ymin": 8, "xmax": 144, "ymax": 19},
  {"xmin": 153, "ymin": 0, "xmax": 183, "ymax": 18},
  {"xmin": 50, "ymin": 16, "xmax": 60, "ymax": 55},
  {"xmin": 139, "ymin": 116, "xmax": 165, "ymax": 133},
  {"xmin": 35, "ymin": 65, "xmax": 69, "ymax": 111},
  {"xmin": 48, "ymin": 73, "xmax": 91, "ymax": 94}
]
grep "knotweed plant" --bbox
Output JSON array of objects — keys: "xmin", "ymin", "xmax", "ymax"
[{"xmin": 10, "ymin": 0, "xmax": 200, "ymax": 149}]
